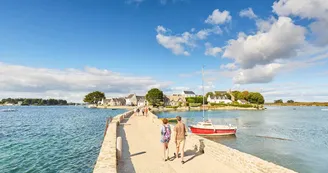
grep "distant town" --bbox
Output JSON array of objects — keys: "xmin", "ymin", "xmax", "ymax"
[{"xmin": 84, "ymin": 89, "xmax": 265, "ymax": 110}]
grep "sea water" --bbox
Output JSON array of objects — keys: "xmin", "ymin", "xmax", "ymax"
[
  {"xmin": 157, "ymin": 106, "xmax": 328, "ymax": 173},
  {"xmin": 0, "ymin": 106, "xmax": 126, "ymax": 173}
]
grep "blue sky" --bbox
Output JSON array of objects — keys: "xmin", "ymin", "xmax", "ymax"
[{"xmin": 0, "ymin": 0, "xmax": 327, "ymax": 102}]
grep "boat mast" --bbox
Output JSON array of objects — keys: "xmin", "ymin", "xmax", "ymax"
[{"xmin": 202, "ymin": 65, "xmax": 205, "ymax": 122}]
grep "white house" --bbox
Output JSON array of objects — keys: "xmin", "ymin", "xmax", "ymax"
[
  {"xmin": 137, "ymin": 97, "xmax": 147, "ymax": 107},
  {"xmin": 207, "ymin": 95, "xmax": 232, "ymax": 104},
  {"xmin": 182, "ymin": 91, "xmax": 196, "ymax": 98},
  {"xmin": 237, "ymin": 99, "xmax": 248, "ymax": 104}
]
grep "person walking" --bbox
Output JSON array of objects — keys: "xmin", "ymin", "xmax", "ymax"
[
  {"xmin": 142, "ymin": 108, "xmax": 144, "ymax": 116},
  {"xmin": 145, "ymin": 107, "xmax": 148, "ymax": 117},
  {"xmin": 174, "ymin": 116, "xmax": 186, "ymax": 164},
  {"xmin": 136, "ymin": 108, "xmax": 140, "ymax": 116},
  {"xmin": 161, "ymin": 118, "xmax": 171, "ymax": 161}
]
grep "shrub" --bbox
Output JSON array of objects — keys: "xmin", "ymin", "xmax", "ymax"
[
  {"xmin": 189, "ymin": 103, "xmax": 202, "ymax": 107},
  {"xmin": 165, "ymin": 106, "xmax": 179, "ymax": 109}
]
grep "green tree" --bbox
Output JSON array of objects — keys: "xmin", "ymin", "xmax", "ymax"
[
  {"xmin": 186, "ymin": 98, "xmax": 196, "ymax": 103},
  {"xmin": 237, "ymin": 92, "xmax": 245, "ymax": 100},
  {"xmin": 232, "ymin": 91, "xmax": 241, "ymax": 100},
  {"xmin": 274, "ymin": 99, "xmax": 283, "ymax": 104},
  {"xmin": 205, "ymin": 92, "xmax": 214, "ymax": 99},
  {"xmin": 242, "ymin": 91, "xmax": 249, "ymax": 100},
  {"xmin": 145, "ymin": 88, "xmax": 164, "ymax": 106},
  {"xmin": 248, "ymin": 92, "xmax": 265, "ymax": 104},
  {"xmin": 22, "ymin": 99, "xmax": 30, "ymax": 105},
  {"xmin": 83, "ymin": 91, "xmax": 106, "ymax": 104},
  {"xmin": 287, "ymin": 100, "xmax": 294, "ymax": 103}
]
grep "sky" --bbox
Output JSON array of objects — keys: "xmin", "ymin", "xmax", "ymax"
[{"xmin": 0, "ymin": 0, "xmax": 327, "ymax": 103}]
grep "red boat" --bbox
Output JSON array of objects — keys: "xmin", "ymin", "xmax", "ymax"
[
  {"xmin": 189, "ymin": 65, "xmax": 237, "ymax": 136},
  {"xmin": 189, "ymin": 121, "xmax": 237, "ymax": 136}
]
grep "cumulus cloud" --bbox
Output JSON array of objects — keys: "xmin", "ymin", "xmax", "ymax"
[
  {"xmin": 205, "ymin": 9, "xmax": 232, "ymax": 25},
  {"xmin": 196, "ymin": 26, "xmax": 222, "ymax": 40},
  {"xmin": 204, "ymin": 43, "xmax": 222, "ymax": 57},
  {"xmin": 0, "ymin": 62, "xmax": 170, "ymax": 102},
  {"xmin": 220, "ymin": 63, "xmax": 237, "ymax": 70},
  {"xmin": 239, "ymin": 8, "xmax": 257, "ymax": 19},
  {"xmin": 310, "ymin": 20, "xmax": 328, "ymax": 46},
  {"xmin": 233, "ymin": 63, "xmax": 282, "ymax": 84},
  {"xmin": 273, "ymin": 0, "xmax": 328, "ymax": 46},
  {"xmin": 156, "ymin": 25, "xmax": 194, "ymax": 56},
  {"xmin": 223, "ymin": 17, "xmax": 306, "ymax": 69}
]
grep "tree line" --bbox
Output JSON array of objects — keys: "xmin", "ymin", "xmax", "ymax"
[
  {"xmin": 274, "ymin": 99, "xmax": 295, "ymax": 103},
  {"xmin": 205, "ymin": 90, "xmax": 265, "ymax": 104},
  {"xmin": 0, "ymin": 98, "xmax": 69, "ymax": 106}
]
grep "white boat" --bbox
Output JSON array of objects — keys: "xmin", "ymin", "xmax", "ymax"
[
  {"xmin": 87, "ymin": 105, "xmax": 97, "ymax": 109},
  {"xmin": 321, "ymin": 109, "xmax": 328, "ymax": 111}
]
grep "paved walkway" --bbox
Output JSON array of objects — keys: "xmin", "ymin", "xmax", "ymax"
[{"xmin": 118, "ymin": 114, "xmax": 239, "ymax": 173}]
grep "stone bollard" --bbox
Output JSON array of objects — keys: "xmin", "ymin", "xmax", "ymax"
[{"xmin": 117, "ymin": 136, "xmax": 122, "ymax": 160}]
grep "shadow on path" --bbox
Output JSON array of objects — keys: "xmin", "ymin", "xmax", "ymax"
[
  {"xmin": 184, "ymin": 139, "xmax": 205, "ymax": 164},
  {"xmin": 118, "ymin": 117, "xmax": 136, "ymax": 173}
]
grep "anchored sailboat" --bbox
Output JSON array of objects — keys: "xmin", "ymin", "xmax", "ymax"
[{"xmin": 188, "ymin": 66, "xmax": 237, "ymax": 136}]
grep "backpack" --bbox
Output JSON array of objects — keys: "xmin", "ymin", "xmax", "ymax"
[{"xmin": 163, "ymin": 125, "xmax": 171, "ymax": 141}]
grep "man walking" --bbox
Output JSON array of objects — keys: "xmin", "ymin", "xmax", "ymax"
[{"xmin": 174, "ymin": 116, "xmax": 186, "ymax": 164}]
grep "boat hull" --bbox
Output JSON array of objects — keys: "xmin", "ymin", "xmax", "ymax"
[{"xmin": 189, "ymin": 126, "xmax": 236, "ymax": 136}]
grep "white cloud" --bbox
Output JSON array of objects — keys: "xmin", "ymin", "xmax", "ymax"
[
  {"xmin": 223, "ymin": 17, "xmax": 306, "ymax": 69},
  {"xmin": 220, "ymin": 63, "xmax": 237, "ymax": 70},
  {"xmin": 310, "ymin": 20, "xmax": 328, "ymax": 46},
  {"xmin": 273, "ymin": 0, "xmax": 328, "ymax": 21},
  {"xmin": 273, "ymin": 0, "xmax": 328, "ymax": 46},
  {"xmin": 255, "ymin": 16, "xmax": 277, "ymax": 32},
  {"xmin": 205, "ymin": 9, "xmax": 232, "ymax": 25},
  {"xmin": 156, "ymin": 25, "xmax": 194, "ymax": 56},
  {"xmin": 196, "ymin": 26, "xmax": 222, "ymax": 40},
  {"xmin": 205, "ymin": 43, "xmax": 222, "ymax": 57},
  {"xmin": 239, "ymin": 8, "xmax": 257, "ymax": 19},
  {"xmin": 233, "ymin": 63, "xmax": 282, "ymax": 84},
  {"xmin": 0, "ymin": 62, "xmax": 170, "ymax": 102}
]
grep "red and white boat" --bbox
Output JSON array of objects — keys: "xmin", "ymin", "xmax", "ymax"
[
  {"xmin": 189, "ymin": 121, "xmax": 237, "ymax": 136},
  {"xmin": 189, "ymin": 65, "xmax": 237, "ymax": 136}
]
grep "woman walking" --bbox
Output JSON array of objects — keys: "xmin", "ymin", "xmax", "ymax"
[{"xmin": 161, "ymin": 118, "xmax": 171, "ymax": 161}]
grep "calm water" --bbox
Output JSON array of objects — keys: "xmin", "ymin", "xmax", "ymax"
[
  {"xmin": 0, "ymin": 106, "xmax": 126, "ymax": 173},
  {"xmin": 157, "ymin": 106, "xmax": 328, "ymax": 173}
]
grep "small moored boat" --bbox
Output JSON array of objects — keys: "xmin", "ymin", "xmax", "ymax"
[
  {"xmin": 189, "ymin": 65, "xmax": 237, "ymax": 136},
  {"xmin": 189, "ymin": 121, "xmax": 237, "ymax": 136}
]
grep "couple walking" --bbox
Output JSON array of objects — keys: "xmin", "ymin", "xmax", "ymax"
[{"xmin": 160, "ymin": 116, "xmax": 186, "ymax": 164}]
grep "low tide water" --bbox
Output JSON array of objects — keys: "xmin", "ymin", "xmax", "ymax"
[
  {"xmin": 0, "ymin": 106, "xmax": 126, "ymax": 173},
  {"xmin": 157, "ymin": 106, "xmax": 328, "ymax": 173}
]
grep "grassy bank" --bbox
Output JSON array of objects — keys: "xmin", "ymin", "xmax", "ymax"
[{"xmin": 265, "ymin": 102, "xmax": 328, "ymax": 107}]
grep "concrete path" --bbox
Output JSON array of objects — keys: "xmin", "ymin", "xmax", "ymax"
[{"xmin": 118, "ymin": 114, "xmax": 239, "ymax": 173}]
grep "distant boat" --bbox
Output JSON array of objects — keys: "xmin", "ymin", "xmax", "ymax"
[
  {"xmin": 87, "ymin": 105, "xmax": 97, "ymax": 109},
  {"xmin": 322, "ymin": 109, "xmax": 328, "ymax": 111},
  {"xmin": 1, "ymin": 109, "xmax": 17, "ymax": 112}
]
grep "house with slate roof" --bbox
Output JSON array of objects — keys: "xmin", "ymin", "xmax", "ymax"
[{"xmin": 182, "ymin": 91, "xmax": 196, "ymax": 98}]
